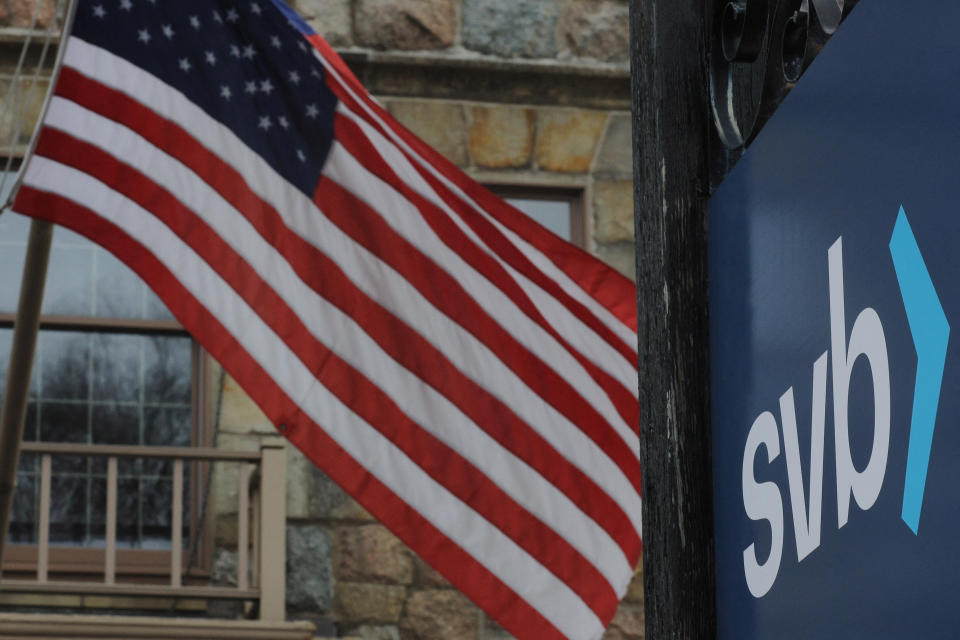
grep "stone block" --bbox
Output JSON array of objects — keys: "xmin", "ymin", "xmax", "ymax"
[
  {"xmin": 595, "ymin": 242, "xmax": 636, "ymax": 281},
  {"xmin": 388, "ymin": 100, "xmax": 468, "ymax": 166},
  {"xmin": 217, "ymin": 373, "xmax": 274, "ymax": 434},
  {"xmin": 535, "ymin": 110, "xmax": 607, "ymax": 173},
  {"xmin": 469, "ymin": 105, "xmax": 535, "ymax": 169},
  {"xmin": 0, "ymin": 0, "xmax": 57, "ymax": 29},
  {"xmin": 594, "ymin": 113, "xmax": 632, "ymax": 175},
  {"xmin": 0, "ymin": 76, "xmax": 50, "ymax": 149},
  {"xmin": 310, "ymin": 466, "xmax": 376, "ymax": 521},
  {"xmin": 354, "ymin": 0, "xmax": 456, "ymax": 51},
  {"xmin": 293, "ymin": 0, "xmax": 352, "ymax": 46},
  {"xmin": 210, "ymin": 548, "xmax": 239, "ymax": 586},
  {"xmin": 415, "ymin": 556, "xmax": 452, "ymax": 589},
  {"xmin": 624, "ymin": 557, "xmax": 643, "ymax": 603},
  {"xmin": 462, "ymin": 0, "xmax": 558, "ymax": 59},
  {"xmin": 336, "ymin": 582, "xmax": 406, "ymax": 623},
  {"xmin": 286, "ymin": 441, "xmax": 311, "ymax": 519},
  {"xmin": 400, "ymin": 589, "xmax": 478, "ymax": 640},
  {"xmin": 593, "ymin": 180, "xmax": 634, "ymax": 244},
  {"xmin": 211, "ymin": 431, "xmax": 262, "ymax": 522},
  {"xmin": 602, "ymin": 603, "xmax": 644, "ymax": 640},
  {"xmin": 558, "ymin": 0, "xmax": 630, "ymax": 63},
  {"xmin": 214, "ymin": 512, "xmax": 238, "ymax": 547},
  {"xmin": 287, "ymin": 524, "xmax": 334, "ymax": 614},
  {"xmin": 351, "ymin": 624, "xmax": 401, "ymax": 640},
  {"xmin": 337, "ymin": 524, "xmax": 415, "ymax": 585},
  {"xmin": 479, "ymin": 613, "xmax": 516, "ymax": 640}
]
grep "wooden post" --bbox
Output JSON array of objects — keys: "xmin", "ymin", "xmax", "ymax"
[
  {"xmin": 631, "ymin": 0, "xmax": 717, "ymax": 638},
  {"xmin": 237, "ymin": 463, "xmax": 250, "ymax": 592},
  {"xmin": 257, "ymin": 436, "xmax": 286, "ymax": 622},
  {"xmin": 171, "ymin": 458, "xmax": 184, "ymax": 587},
  {"xmin": 105, "ymin": 456, "xmax": 117, "ymax": 585},
  {"xmin": 36, "ymin": 453, "xmax": 50, "ymax": 583}
]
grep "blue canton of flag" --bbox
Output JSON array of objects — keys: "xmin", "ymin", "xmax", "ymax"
[{"xmin": 74, "ymin": 0, "xmax": 336, "ymax": 195}]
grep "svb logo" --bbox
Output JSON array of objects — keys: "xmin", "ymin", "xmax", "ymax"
[{"xmin": 741, "ymin": 207, "xmax": 950, "ymax": 598}]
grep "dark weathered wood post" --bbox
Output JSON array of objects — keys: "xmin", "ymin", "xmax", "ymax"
[{"xmin": 630, "ymin": 1, "xmax": 717, "ymax": 637}]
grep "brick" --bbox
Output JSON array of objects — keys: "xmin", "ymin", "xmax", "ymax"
[
  {"xmin": 389, "ymin": 100, "xmax": 468, "ymax": 166},
  {"xmin": 593, "ymin": 180, "xmax": 634, "ymax": 243},
  {"xmin": 400, "ymin": 589, "xmax": 478, "ymax": 640},
  {"xmin": 354, "ymin": 0, "xmax": 456, "ymax": 51},
  {"xmin": 337, "ymin": 524, "xmax": 415, "ymax": 585},
  {"xmin": 462, "ymin": 0, "xmax": 558, "ymax": 59},
  {"xmin": 535, "ymin": 110, "xmax": 607, "ymax": 173},
  {"xmin": 558, "ymin": 0, "xmax": 630, "ymax": 63},
  {"xmin": 469, "ymin": 105, "xmax": 535, "ymax": 169},
  {"xmin": 336, "ymin": 582, "xmax": 406, "ymax": 624}
]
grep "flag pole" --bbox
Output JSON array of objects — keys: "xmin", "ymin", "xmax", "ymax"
[
  {"xmin": 0, "ymin": 219, "xmax": 53, "ymax": 570},
  {"xmin": 0, "ymin": 0, "xmax": 78, "ymax": 572}
]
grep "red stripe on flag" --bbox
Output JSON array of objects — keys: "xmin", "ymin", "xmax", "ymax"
[
  {"xmin": 49, "ymin": 68, "xmax": 642, "ymax": 559},
  {"xmin": 32, "ymin": 127, "xmax": 623, "ymax": 621},
  {"xmin": 333, "ymin": 114, "xmax": 639, "ymax": 429},
  {"xmin": 315, "ymin": 176, "xmax": 643, "ymax": 495},
  {"xmin": 13, "ymin": 183, "xmax": 576, "ymax": 640}
]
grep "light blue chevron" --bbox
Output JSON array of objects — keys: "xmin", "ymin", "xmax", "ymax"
[{"xmin": 890, "ymin": 206, "xmax": 950, "ymax": 535}]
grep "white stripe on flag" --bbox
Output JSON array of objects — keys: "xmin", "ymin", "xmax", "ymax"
[{"xmin": 20, "ymin": 153, "xmax": 608, "ymax": 640}]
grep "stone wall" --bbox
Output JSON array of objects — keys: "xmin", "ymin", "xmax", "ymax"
[{"xmin": 292, "ymin": 0, "xmax": 628, "ymax": 65}]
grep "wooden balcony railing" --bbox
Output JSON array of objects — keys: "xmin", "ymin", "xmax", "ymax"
[{"xmin": 0, "ymin": 436, "xmax": 288, "ymax": 622}]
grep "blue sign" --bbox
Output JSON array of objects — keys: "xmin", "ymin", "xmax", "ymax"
[{"xmin": 709, "ymin": 1, "xmax": 960, "ymax": 636}]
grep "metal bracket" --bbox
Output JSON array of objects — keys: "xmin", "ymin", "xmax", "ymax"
[{"xmin": 709, "ymin": 0, "xmax": 853, "ymax": 154}]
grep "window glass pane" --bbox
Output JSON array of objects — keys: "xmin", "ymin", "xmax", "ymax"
[
  {"xmin": 0, "ymin": 211, "xmax": 174, "ymax": 321},
  {"xmin": 507, "ymin": 197, "xmax": 572, "ymax": 241}
]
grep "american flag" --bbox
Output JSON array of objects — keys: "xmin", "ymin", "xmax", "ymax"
[{"xmin": 12, "ymin": 1, "xmax": 642, "ymax": 638}]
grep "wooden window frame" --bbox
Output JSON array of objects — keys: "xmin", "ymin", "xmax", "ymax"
[{"xmin": 0, "ymin": 313, "xmax": 214, "ymax": 581}]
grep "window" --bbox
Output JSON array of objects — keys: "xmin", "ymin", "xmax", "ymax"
[
  {"xmin": 0, "ymin": 209, "xmax": 201, "ymax": 573},
  {"xmin": 492, "ymin": 185, "xmax": 586, "ymax": 247}
]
